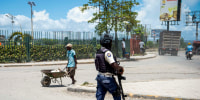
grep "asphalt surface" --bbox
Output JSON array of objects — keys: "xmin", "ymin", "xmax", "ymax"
[
  {"xmin": 68, "ymin": 51, "xmax": 200, "ymax": 99},
  {"xmin": 0, "ymin": 51, "xmax": 199, "ymax": 100}
]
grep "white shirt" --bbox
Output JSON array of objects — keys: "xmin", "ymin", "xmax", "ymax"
[
  {"xmin": 105, "ymin": 51, "xmax": 115, "ymax": 64},
  {"xmin": 139, "ymin": 41, "xmax": 144, "ymax": 48},
  {"xmin": 122, "ymin": 41, "xmax": 125, "ymax": 48}
]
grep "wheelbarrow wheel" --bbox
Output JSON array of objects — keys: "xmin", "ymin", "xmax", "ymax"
[{"xmin": 41, "ymin": 76, "xmax": 51, "ymax": 87}]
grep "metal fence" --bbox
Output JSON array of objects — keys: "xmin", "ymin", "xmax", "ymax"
[{"xmin": 0, "ymin": 30, "xmax": 130, "ymax": 63}]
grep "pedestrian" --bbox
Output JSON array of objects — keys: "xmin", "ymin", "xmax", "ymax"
[
  {"xmin": 65, "ymin": 43, "xmax": 77, "ymax": 84},
  {"xmin": 139, "ymin": 40, "xmax": 145, "ymax": 56},
  {"xmin": 122, "ymin": 38, "xmax": 126, "ymax": 58},
  {"xmin": 95, "ymin": 34, "xmax": 124, "ymax": 100}
]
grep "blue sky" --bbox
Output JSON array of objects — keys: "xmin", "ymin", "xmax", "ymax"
[
  {"xmin": 0, "ymin": 0, "xmax": 200, "ymax": 40},
  {"xmin": 0, "ymin": 0, "xmax": 88, "ymax": 19}
]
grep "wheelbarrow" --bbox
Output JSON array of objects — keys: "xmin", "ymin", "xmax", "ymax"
[{"xmin": 40, "ymin": 69, "xmax": 67, "ymax": 87}]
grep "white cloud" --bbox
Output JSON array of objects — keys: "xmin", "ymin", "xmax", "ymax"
[
  {"xmin": 33, "ymin": 10, "xmax": 49, "ymax": 21},
  {"xmin": 0, "ymin": 14, "xmax": 11, "ymax": 26},
  {"xmin": 15, "ymin": 15, "xmax": 31, "ymax": 29},
  {"xmin": 31, "ymin": 10, "xmax": 70, "ymax": 30},
  {"xmin": 0, "ymin": 7, "xmax": 97, "ymax": 32},
  {"xmin": 67, "ymin": 6, "xmax": 97, "ymax": 23},
  {"xmin": 31, "ymin": 7, "xmax": 96, "ymax": 31},
  {"xmin": 136, "ymin": 0, "xmax": 161, "ymax": 29}
]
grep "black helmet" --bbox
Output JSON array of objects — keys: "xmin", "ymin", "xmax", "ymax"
[{"xmin": 100, "ymin": 34, "xmax": 113, "ymax": 50}]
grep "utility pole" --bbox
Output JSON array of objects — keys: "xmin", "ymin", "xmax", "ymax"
[
  {"xmin": 167, "ymin": 21, "xmax": 169, "ymax": 31},
  {"xmin": 196, "ymin": 22, "xmax": 199, "ymax": 41},
  {"xmin": 28, "ymin": 1, "xmax": 36, "ymax": 40},
  {"xmin": 5, "ymin": 14, "xmax": 15, "ymax": 33}
]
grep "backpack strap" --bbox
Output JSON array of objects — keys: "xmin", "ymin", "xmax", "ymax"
[{"xmin": 101, "ymin": 48, "xmax": 109, "ymax": 53}]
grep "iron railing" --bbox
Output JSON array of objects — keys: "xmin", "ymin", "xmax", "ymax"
[{"xmin": 0, "ymin": 30, "xmax": 130, "ymax": 63}]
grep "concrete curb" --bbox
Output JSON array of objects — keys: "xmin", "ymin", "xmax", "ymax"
[
  {"xmin": 0, "ymin": 60, "xmax": 95, "ymax": 67},
  {"xmin": 0, "ymin": 53, "xmax": 157, "ymax": 67},
  {"xmin": 130, "ymin": 55, "xmax": 157, "ymax": 60},
  {"xmin": 67, "ymin": 87, "xmax": 96, "ymax": 93},
  {"xmin": 0, "ymin": 62, "xmax": 67, "ymax": 67},
  {"xmin": 67, "ymin": 86, "xmax": 196, "ymax": 100},
  {"xmin": 127, "ymin": 94, "xmax": 196, "ymax": 100}
]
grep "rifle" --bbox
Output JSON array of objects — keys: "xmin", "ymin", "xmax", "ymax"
[
  {"xmin": 116, "ymin": 61, "xmax": 127, "ymax": 100},
  {"xmin": 117, "ymin": 74, "xmax": 127, "ymax": 100},
  {"xmin": 115, "ymin": 60, "xmax": 127, "ymax": 100}
]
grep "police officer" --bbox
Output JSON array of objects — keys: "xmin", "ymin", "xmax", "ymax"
[{"xmin": 95, "ymin": 34, "xmax": 124, "ymax": 100}]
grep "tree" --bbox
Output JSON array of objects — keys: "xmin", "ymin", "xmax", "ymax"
[
  {"xmin": 81, "ymin": 0, "xmax": 140, "ymax": 56},
  {"xmin": 132, "ymin": 24, "xmax": 145, "ymax": 40},
  {"xmin": 180, "ymin": 37, "xmax": 187, "ymax": 48}
]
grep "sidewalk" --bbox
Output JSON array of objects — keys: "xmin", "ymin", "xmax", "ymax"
[
  {"xmin": 0, "ymin": 52, "xmax": 156, "ymax": 67},
  {"xmin": 67, "ymin": 78, "xmax": 200, "ymax": 100}
]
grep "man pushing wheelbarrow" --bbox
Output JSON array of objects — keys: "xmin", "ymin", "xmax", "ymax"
[
  {"xmin": 41, "ymin": 43, "xmax": 77, "ymax": 87},
  {"xmin": 65, "ymin": 43, "xmax": 77, "ymax": 84}
]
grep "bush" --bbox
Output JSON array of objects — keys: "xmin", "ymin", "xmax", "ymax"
[
  {"xmin": 0, "ymin": 43, "xmax": 100, "ymax": 63},
  {"xmin": 30, "ymin": 44, "xmax": 99, "ymax": 62},
  {"xmin": 146, "ymin": 41, "xmax": 154, "ymax": 48},
  {"xmin": 0, "ymin": 45, "xmax": 26, "ymax": 63}
]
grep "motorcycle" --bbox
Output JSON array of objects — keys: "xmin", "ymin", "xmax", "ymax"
[{"xmin": 186, "ymin": 51, "xmax": 193, "ymax": 60}]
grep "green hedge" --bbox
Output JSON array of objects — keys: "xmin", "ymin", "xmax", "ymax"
[
  {"xmin": 31, "ymin": 44, "xmax": 100, "ymax": 61},
  {"xmin": 0, "ymin": 45, "xmax": 26, "ymax": 63},
  {"xmin": 0, "ymin": 44, "xmax": 100, "ymax": 63},
  {"xmin": 30, "ymin": 45, "xmax": 66, "ymax": 61}
]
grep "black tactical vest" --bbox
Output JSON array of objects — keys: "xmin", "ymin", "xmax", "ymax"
[{"xmin": 95, "ymin": 48, "xmax": 116, "ymax": 74}]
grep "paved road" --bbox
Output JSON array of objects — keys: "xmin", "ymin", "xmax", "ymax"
[
  {"xmin": 0, "ymin": 51, "xmax": 199, "ymax": 100},
  {"xmin": 121, "ymin": 51, "xmax": 200, "ymax": 82},
  {"xmin": 75, "ymin": 51, "xmax": 200, "ymax": 83}
]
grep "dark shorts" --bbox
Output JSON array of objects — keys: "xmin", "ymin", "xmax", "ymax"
[
  {"xmin": 140, "ymin": 48, "xmax": 145, "ymax": 53},
  {"xmin": 67, "ymin": 67, "xmax": 76, "ymax": 77}
]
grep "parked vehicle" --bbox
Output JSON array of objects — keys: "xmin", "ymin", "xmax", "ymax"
[
  {"xmin": 159, "ymin": 31, "xmax": 181, "ymax": 56},
  {"xmin": 193, "ymin": 41, "xmax": 200, "ymax": 55}
]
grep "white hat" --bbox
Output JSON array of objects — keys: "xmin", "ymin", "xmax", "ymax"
[{"xmin": 65, "ymin": 43, "xmax": 72, "ymax": 47}]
